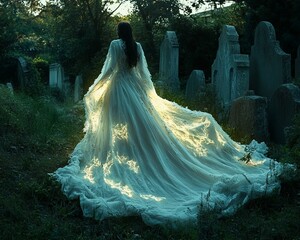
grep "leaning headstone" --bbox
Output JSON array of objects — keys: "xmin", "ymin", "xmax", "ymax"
[
  {"xmin": 17, "ymin": 57, "xmax": 29, "ymax": 89},
  {"xmin": 295, "ymin": 45, "xmax": 300, "ymax": 80},
  {"xmin": 250, "ymin": 21, "xmax": 291, "ymax": 100},
  {"xmin": 269, "ymin": 83, "xmax": 300, "ymax": 144},
  {"xmin": 74, "ymin": 75, "xmax": 83, "ymax": 102},
  {"xmin": 49, "ymin": 63, "xmax": 64, "ymax": 91},
  {"xmin": 6, "ymin": 82, "xmax": 14, "ymax": 95},
  {"xmin": 228, "ymin": 95, "xmax": 269, "ymax": 142},
  {"xmin": 211, "ymin": 25, "xmax": 249, "ymax": 107},
  {"xmin": 159, "ymin": 31, "xmax": 179, "ymax": 90},
  {"xmin": 185, "ymin": 70, "xmax": 205, "ymax": 101}
]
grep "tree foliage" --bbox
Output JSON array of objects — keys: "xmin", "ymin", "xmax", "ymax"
[
  {"xmin": 232, "ymin": 0, "xmax": 300, "ymax": 63},
  {"xmin": 0, "ymin": 0, "xmax": 124, "ymax": 90},
  {"xmin": 128, "ymin": 0, "xmax": 181, "ymax": 65},
  {"xmin": 40, "ymin": 0, "xmax": 119, "ymax": 75},
  {"xmin": 0, "ymin": 0, "xmax": 37, "ymax": 57},
  {"xmin": 168, "ymin": 15, "xmax": 218, "ymax": 81},
  {"xmin": 1, "ymin": 0, "xmax": 300, "ymax": 91}
]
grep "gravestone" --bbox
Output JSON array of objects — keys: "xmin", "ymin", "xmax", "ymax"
[
  {"xmin": 269, "ymin": 83, "xmax": 300, "ymax": 144},
  {"xmin": 250, "ymin": 21, "xmax": 291, "ymax": 100},
  {"xmin": 295, "ymin": 45, "xmax": 300, "ymax": 80},
  {"xmin": 228, "ymin": 95, "xmax": 269, "ymax": 142},
  {"xmin": 49, "ymin": 63, "xmax": 64, "ymax": 91},
  {"xmin": 185, "ymin": 70, "xmax": 205, "ymax": 101},
  {"xmin": 17, "ymin": 57, "xmax": 29, "ymax": 89},
  {"xmin": 159, "ymin": 31, "xmax": 179, "ymax": 89},
  {"xmin": 74, "ymin": 75, "xmax": 83, "ymax": 102},
  {"xmin": 211, "ymin": 25, "xmax": 249, "ymax": 107}
]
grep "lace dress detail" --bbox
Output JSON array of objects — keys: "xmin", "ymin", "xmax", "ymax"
[{"xmin": 52, "ymin": 39, "xmax": 295, "ymax": 227}]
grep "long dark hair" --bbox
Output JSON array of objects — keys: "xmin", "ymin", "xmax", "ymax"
[{"xmin": 117, "ymin": 22, "xmax": 138, "ymax": 68}]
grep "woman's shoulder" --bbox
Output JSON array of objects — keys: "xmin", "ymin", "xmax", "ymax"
[
  {"xmin": 110, "ymin": 39, "xmax": 141, "ymax": 50},
  {"xmin": 110, "ymin": 39, "xmax": 121, "ymax": 45},
  {"xmin": 109, "ymin": 39, "xmax": 123, "ymax": 52},
  {"xmin": 111, "ymin": 39, "xmax": 140, "ymax": 44}
]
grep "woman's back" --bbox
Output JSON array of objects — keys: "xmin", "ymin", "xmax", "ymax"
[{"xmin": 110, "ymin": 39, "xmax": 138, "ymax": 73}]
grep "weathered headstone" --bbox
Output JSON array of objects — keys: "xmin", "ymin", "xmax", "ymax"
[
  {"xmin": 17, "ymin": 57, "xmax": 29, "ymax": 89},
  {"xmin": 49, "ymin": 63, "xmax": 64, "ymax": 90},
  {"xmin": 185, "ymin": 70, "xmax": 205, "ymax": 101},
  {"xmin": 228, "ymin": 95, "xmax": 269, "ymax": 142},
  {"xmin": 269, "ymin": 83, "xmax": 300, "ymax": 144},
  {"xmin": 159, "ymin": 31, "xmax": 179, "ymax": 89},
  {"xmin": 295, "ymin": 45, "xmax": 300, "ymax": 80},
  {"xmin": 74, "ymin": 75, "xmax": 83, "ymax": 102},
  {"xmin": 250, "ymin": 21, "xmax": 291, "ymax": 100},
  {"xmin": 211, "ymin": 25, "xmax": 249, "ymax": 107}
]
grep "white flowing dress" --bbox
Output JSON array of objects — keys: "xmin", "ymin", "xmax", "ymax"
[{"xmin": 53, "ymin": 39, "xmax": 294, "ymax": 226}]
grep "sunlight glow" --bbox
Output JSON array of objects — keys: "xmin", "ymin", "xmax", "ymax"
[
  {"xmin": 103, "ymin": 158, "xmax": 113, "ymax": 176},
  {"xmin": 245, "ymin": 160, "xmax": 265, "ymax": 166},
  {"xmin": 115, "ymin": 152, "xmax": 140, "ymax": 174},
  {"xmin": 85, "ymin": 80, "xmax": 110, "ymax": 133},
  {"xmin": 216, "ymin": 130, "xmax": 226, "ymax": 146},
  {"xmin": 148, "ymin": 95, "xmax": 221, "ymax": 157},
  {"xmin": 83, "ymin": 157, "xmax": 102, "ymax": 183},
  {"xmin": 165, "ymin": 116, "xmax": 212, "ymax": 156},
  {"xmin": 126, "ymin": 160, "xmax": 139, "ymax": 174},
  {"xmin": 104, "ymin": 178, "xmax": 134, "ymax": 197},
  {"xmin": 115, "ymin": 153, "xmax": 129, "ymax": 164},
  {"xmin": 140, "ymin": 194, "xmax": 166, "ymax": 202},
  {"xmin": 112, "ymin": 123, "xmax": 128, "ymax": 145},
  {"xmin": 83, "ymin": 165, "xmax": 95, "ymax": 183}
]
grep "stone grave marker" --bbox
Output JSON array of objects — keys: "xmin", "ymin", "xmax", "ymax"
[
  {"xmin": 250, "ymin": 21, "xmax": 291, "ymax": 100},
  {"xmin": 211, "ymin": 25, "xmax": 249, "ymax": 107},
  {"xmin": 185, "ymin": 70, "xmax": 205, "ymax": 101},
  {"xmin": 269, "ymin": 83, "xmax": 300, "ymax": 144},
  {"xmin": 228, "ymin": 95, "xmax": 269, "ymax": 142},
  {"xmin": 159, "ymin": 31, "xmax": 179, "ymax": 89},
  {"xmin": 74, "ymin": 75, "xmax": 83, "ymax": 102},
  {"xmin": 49, "ymin": 63, "xmax": 64, "ymax": 91},
  {"xmin": 17, "ymin": 57, "xmax": 29, "ymax": 89}
]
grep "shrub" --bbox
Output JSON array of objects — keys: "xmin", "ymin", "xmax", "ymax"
[
  {"xmin": 24, "ymin": 57, "xmax": 47, "ymax": 97},
  {"xmin": 0, "ymin": 86, "xmax": 79, "ymax": 151}
]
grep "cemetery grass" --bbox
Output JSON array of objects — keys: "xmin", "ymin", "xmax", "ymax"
[{"xmin": 0, "ymin": 87, "xmax": 299, "ymax": 240}]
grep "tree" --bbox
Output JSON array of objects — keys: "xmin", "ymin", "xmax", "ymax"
[
  {"xmin": 35, "ymin": 0, "xmax": 122, "ymax": 86},
  {"xmin": 232, "ymin": 0, "xmax": 300, "ymax": 71},
  {"xmin": 0, "ymin": 0, "xmax": 33, "ymax": 57},
  {"xmin": 129, "ymin": 0, "xmax": 181, "ymax": 64},
  {"xmin": 127, "ymin": 0, "xmax": 241, "ymax": 74},
  {"xmin": 184, "ymin": 0, "xmax": 229, "ymax": 13}
]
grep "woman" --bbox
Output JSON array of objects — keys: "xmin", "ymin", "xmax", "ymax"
[{"xmin": 53, "ymin": 22, "xmax": 294, "ymax": 226}]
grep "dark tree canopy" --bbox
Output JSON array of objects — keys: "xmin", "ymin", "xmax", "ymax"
[
  {"xmin": 233, "ymin": 0, "xmax": 300, "ymax": 56},
  {"xmin": 1, "ymin": 0, "xmax": 300, "ymax": 91}
]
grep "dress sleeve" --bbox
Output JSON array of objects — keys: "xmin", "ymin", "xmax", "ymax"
[
  {"xmin": 85, "ymin": 40, "xmax": 117, "ymax": 96},
  {"xmin": 136, "ymin": 42, "xmax": 155, "ymax": 92}
]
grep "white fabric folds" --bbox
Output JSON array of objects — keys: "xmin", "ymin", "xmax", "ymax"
[{"xmin": 53, "ymin": 39, "xmax": 295, "ymax": 227}]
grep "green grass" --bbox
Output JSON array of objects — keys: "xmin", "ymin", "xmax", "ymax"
[{"xmin": 0, "ymin": 86, "xmax": 299, "ymax": 239}]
